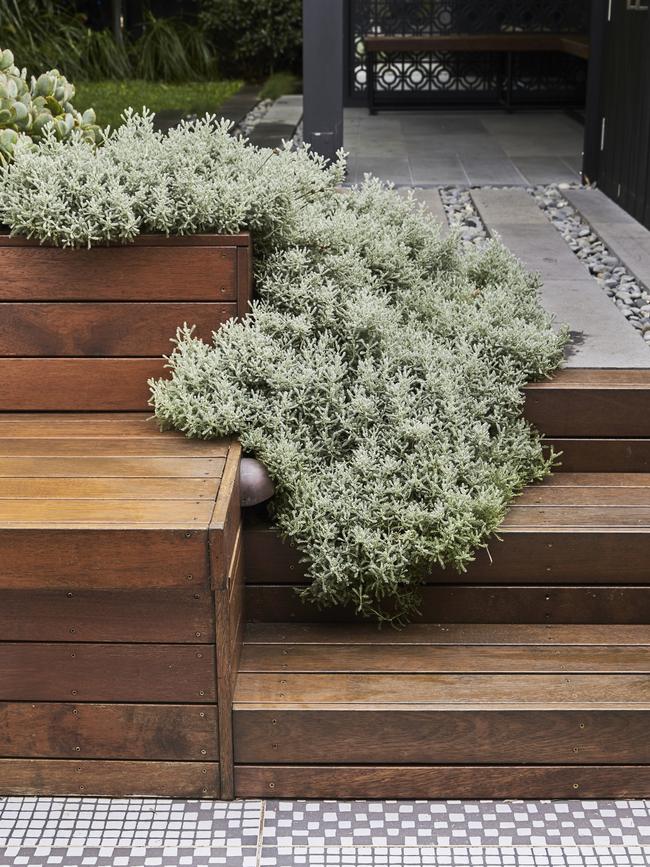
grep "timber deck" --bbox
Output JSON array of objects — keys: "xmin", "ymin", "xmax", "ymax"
[{"xmin": 234, "ymin": 366, "xmax": 650, "ymax": 799}]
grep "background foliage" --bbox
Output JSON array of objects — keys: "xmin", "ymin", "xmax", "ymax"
[{"xmin": 199, "ymin": 0, "xmax": 302, "ymax": 77}]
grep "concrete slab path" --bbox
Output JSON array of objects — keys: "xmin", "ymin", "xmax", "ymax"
[{"xmin": 471, "ymin": 189, "xmax": 650, "ymax": 368}]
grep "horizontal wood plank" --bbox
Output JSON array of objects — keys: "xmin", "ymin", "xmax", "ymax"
[
  {"xmin": 0, "ymin": 703, "xmax": 217, "ymax": 760},
  {"xmin": 0, "ymin": 358, "xmax": 165, "ymax": 410},
  {"xmin": 0, "ymin": 413, "xmax": 166, "ymax": 437},
  {"xmin": 235, "ymin": 672, "xmax": 650, "ymax": 705},
  {"xmin": 0, "ymin": 528, "xmax": 209, "ymax": 589},
  {"xmin": 0, "ymin": 437, "xmax": 228, "ymax": 457},
  {"xmin": 526, "ymin": 386, "xmax": 650, "ymax": 437},
  {"xmin": 235, "ymin": 764, "xmax": 650, "ymax": 799},
  {"xmin": 240, "ymin": 644, "xmax": 650, "ymax": 674},
  {"xmin": 519, "ymin": 484, "xmax": 650, "ymax": 505},
  {"xmin": 0, "ymin": 588, "xmax": 214, "ymax": 642},
  {"xmin": 0, "ymin": 302, "xmax": 236, "ymax": 357},
  {"xmin": 503, "ymin": 506, "xmax": 650, "ymax": 527},
  {"xmin": 244, "ymin": 622, "xmax": 650, "ymax": 646},
  {"xmin": 546, "ymin": 439, "xmax": 650, "ymax": 473},
  {"xmin": 246, "ymin": 585, "xmax": 650, "ymax": 623},
  {"xmin": 0, "ymin": 758, "xmax": 219, "ymax": 797},
  {"xmin": 0, "ymin": 498, "xmax": 214, "ymax": 526},
  {"xmin": 244, "ymin": 524, "xmax": 650, "ymax": 584},
  {"xmin": 233, "ymin": 708, "xmax": 650, "ymax": 763},
  {"xmin": 0, "ymin": 243, "xmax": 239, "ymax": 301},
  {"xmin": 0, "ymin": 643, "xmax": 215, "ymax": 702},
  {"xmin": 0, "ymin": 457, "xmax": 225, "ymax": 478},
  {"xmin": 0, "ymin": 477, "xmax": 220, "ymax": 500}
]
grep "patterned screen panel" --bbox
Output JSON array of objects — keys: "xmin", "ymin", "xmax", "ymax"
[{"xmin": 348, "ymin": 0, "xmax": 590, "ymax": 104}]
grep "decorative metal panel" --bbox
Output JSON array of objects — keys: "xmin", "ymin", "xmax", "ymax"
[{"xmin": 347, "ymin": 0, "xmax": 590, "ymax": 104}]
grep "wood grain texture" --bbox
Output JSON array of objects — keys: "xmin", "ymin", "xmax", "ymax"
[
  {"xmin": 0, "ymin": 759, "xmax": 219, "ymax": 797},
  {"xmin": 0, "ymin": 457, "xmax": 225, "ymax": 478},
  {"xmin": 233, "ymin": 708, "xmax": 650, "ymax": 763},
  {"xmin": 0, "ymin": 437, "xmax": 228, "ymax": 457},
  {"xmin": 0, "ymin": 302, "xmax": 236, "ymax": 356},
  {"xmin": 0, "ymin": 497, "xmax": 215, "ymax": 526},
  {"xmin": 0, "ymin": 358, "xmax": 165, "ymax": 411},
  {"xmin": 0, "ymin": 243, "xmax": 239, "ymax": 301},
  {"xmin": 0, "ymin": 588, "xmax": 214, "ymax": 642},
  {"xmin": 545, "ymin": 439, "xmax": 650, "ymax": 473},
  {"xmin": 0, "ymin": 413, "xmax": 173, "ymax": 437},
  {"xmin": 243, "ymin": 522, "xmax": 650, "ymax": 585},
  {"xmin": 244, "ymin": 622, "xmax": 650, "ymax": 646},
  {"xmin": 0, "ymin": 528, "xmax": 209, "ymax": 588},
  {"xmin": 0, "ymin": 643, "xmax": 215, "ymax": 702},
  {"xmin": 0, "ymin": 703, "xmax": 218, "ymax": 760},
  {"xmin": 0, "ymin": 477, "xmax": 220, "ymax": 500},
  {"xmin": 240, "ymin": 643, "xmax": 650, "ymax": 673},
  {"xmin": 235, "ymin": 672, "xmax": 650, "ymax": 705},
  {"xmin": 245, "ymin": 584, "xmax": 650, "ymax": 623},
  {"xmin": 235, "ymin": 764, "xmax": 650, "ymax": 799}
]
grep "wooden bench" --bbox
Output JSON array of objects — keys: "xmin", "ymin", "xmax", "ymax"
[
  {"xmin": 363, "ymin": 33, "xmax": 590, "ymax": 113},
  {"xmin": 0, "ymin": 234, "xmax": 251, "ymax": 799}
]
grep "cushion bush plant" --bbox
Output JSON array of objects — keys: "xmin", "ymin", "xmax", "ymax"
[{"xmin": 0, "ymin": 113, "xmax": 567, "ymax": 622}]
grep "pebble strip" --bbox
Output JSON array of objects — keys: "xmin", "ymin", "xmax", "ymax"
[
  {"xmin": 236, "ymin": 98, "xmax": 274, "ymax": 137},
  {"xmin": 531, "ymin": 183, "xmax": 650, "ymax": 342},
  {"xmin": 439, "ymin": 186, "xmax": 490, "ymax": 248}
]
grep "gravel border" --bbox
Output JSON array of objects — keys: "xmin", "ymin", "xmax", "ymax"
[{"xmin": 530, "ymin": 183, "xmax": 650, "ymax": 343}]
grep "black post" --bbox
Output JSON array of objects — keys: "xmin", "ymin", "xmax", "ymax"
[
  {"xmin": 111, "ymin": 0, "xmax": 123, "ymax": 45},
  {"xmin": 302, "ymin": 0, "xmax": 344, "ymax": 162},
  {"xmin": 583, "ymin": 0, "xmax": 608, "ymax": 184}
]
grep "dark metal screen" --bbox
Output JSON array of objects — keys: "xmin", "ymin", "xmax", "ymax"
[{"xmin": 347, "ymin": 0, "xmax": 590, "ymax": 105}]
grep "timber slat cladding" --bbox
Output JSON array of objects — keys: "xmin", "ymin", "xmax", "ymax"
[
  {"xmin": 0, "ymin": 703, "xmax": 218, "ymax": 760},
  {"xmin": 0, "ymin": 759, "xmax": 220, "ymax": 798},
  {"xmin": 0, "ymin": 237, "xmax": 241, "ymax": 300},
  {"xmin": 0, "ymin": 643, "xmax": 216, "ymax": 702},
  {"xmin": 524, "ymin": 369, "xmax": 650, "ymax": 437},
  {"xmin": 0, "ymin": 588, "xmax": 214, "ymax": 642},
  {"xmin": 0, "ymin": 302, "xmax": 237, "ymax": 356},
  {"xmin": 246, "ymin": 585, "xmax": 650, "ymax": 623},
  {"xmin": 233, "ymin": 623, "xmax": 650, "ymax": 795},
  {"xmin": 0, "ymin": 234, "xmax": 252, "ymax": 410},
  {"xmin": 235, "ymin": 765, "xmax": 650, "ymax": 800}
]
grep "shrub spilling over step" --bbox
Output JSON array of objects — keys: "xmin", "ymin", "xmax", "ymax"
[{"xmin": 0, "ymin": 113, "xmax": 567, "ymax": 622}]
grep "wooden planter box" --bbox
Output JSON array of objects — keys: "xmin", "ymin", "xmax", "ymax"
[
  {"xmin": 0, "ymin": 234, "xmax": 251, "ymax": 798},
  {"xmin": 0, "ymin": 234, "xmax": 252, "ymax": 410}
]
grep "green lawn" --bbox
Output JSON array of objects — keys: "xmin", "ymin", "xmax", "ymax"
[{"xmin": 74, "ymin": 79, "xmax": 244, "ymax": 131}]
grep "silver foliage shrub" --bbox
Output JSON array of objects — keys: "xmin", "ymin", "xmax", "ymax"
[{"xmin": 0, "ymin": 112, "xmax": 567, "ymax": 622}]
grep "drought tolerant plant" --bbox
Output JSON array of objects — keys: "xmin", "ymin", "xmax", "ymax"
[
  {"xmin": 0, "ymin": 113, "xmax": 566, "ymax": 621},
  {"xmin": 0, "ymin": 48, "xmax": 101, "ymax": 165}
]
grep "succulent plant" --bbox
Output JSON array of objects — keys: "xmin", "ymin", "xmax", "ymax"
[{"xmin": 0, "ymin": 48, "xmax": 101, "ymax": 165}]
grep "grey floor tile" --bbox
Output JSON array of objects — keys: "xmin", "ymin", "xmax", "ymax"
[
  {"xmin": 346, "ymin": 156, "xmax": 413, "ymax": 184},
  {"xmin": 409, "ymin": 156, "xmax": 468, "ymax": 185},
  {"xmin": 512, "ymin": 157, "xmax": 581, "ymax": 185},
  {"xmin": 461, "ymin": 158, "xmax": 527, "ymax": 186}
]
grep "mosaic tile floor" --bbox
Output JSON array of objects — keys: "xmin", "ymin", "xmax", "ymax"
[{"xmin": 1, "ymin": 798, "xmax": 649, "ymax": 866}]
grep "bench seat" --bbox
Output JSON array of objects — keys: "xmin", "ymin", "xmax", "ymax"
[{"xmin": 363, "ymin": 32, "xmax": 589, "ymax": 112}]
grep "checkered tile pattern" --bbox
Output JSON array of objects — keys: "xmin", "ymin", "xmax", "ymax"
[{"xmin": 1, "ymin": 799, "xmax": 650, "ymax": 866}]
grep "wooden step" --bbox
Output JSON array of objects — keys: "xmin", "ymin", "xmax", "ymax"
[
  {"xmin": 524, "ymin": 370, "xmax": 650, "ymax": 438},
  {"xmin": 233, "ymin": 622, "xmax": 650, "ymax": 798},
  {"xmin": 244, "ymin": 470, "xmax": 650, "ymax": 596},
  {"xmin": 0, "ymin": 412, "xmax": 244, "ymax": 799}
]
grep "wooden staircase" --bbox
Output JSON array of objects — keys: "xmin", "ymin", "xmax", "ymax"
[{"xmin": 234, "ymin": 369, "xmax": 650, "ymax": 799}]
